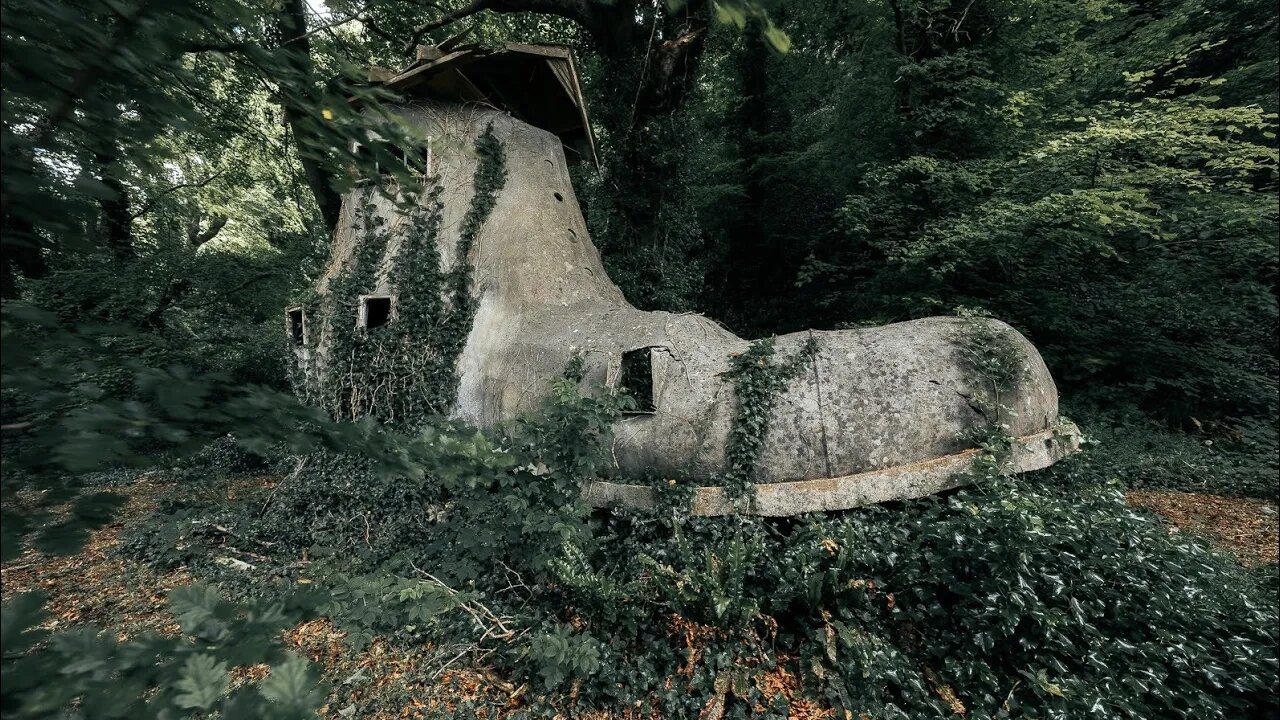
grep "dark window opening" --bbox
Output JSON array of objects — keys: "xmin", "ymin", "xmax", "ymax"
[
  {"xmin": 619, "ymin": 348, "xmax": 656, "ymax": 413},
  {"xmin": 361, "ymin": 296, "xmax": 392, "ymax": 329},
  {"xmin": 355, "ymin": 142, "xmax": 431, "ymax": 178},
  {"xmin": 354, "ymin": 143, "xmax": 375, "ymax": 172},
  {"xmin": 401, "ymin": 145, "xmax": 434, "ymax": 175},
  {"xmin": 287, "ymin": 308, "xmax": 304, "ymax": 346}
]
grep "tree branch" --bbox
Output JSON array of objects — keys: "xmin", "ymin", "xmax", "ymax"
[
  {"xmin": 403, "ymin": 0, "xmax": 494, "ymax": 54},
  {"xmin": 142, "ymin": 278, "xmax": 191, "ymax": 328},
  {"xmin": 285, "ymin": 8, "xmax": 365, "ymax": 45},
  {"xmin": 188, "ymin": 215, "xmax": 229, "ymax": 247},
  {"xmin": 181, "ymin": 41, "xmax": 254, "ymax": 54},
  {"xmin": 130, "ymin": 170, "xmax": 226, "ymax": 221},
  {"xmin": 401, "ymin": 0, "xmax": 618, "ymax": 55},
  {"xmin": 220, "ymin": 271, "xmax": 281, "ymax": 296},
  {"xmin": 274, "ymin": 0, "xmax": 343, "ymax": 232},
  {"xmin": 95, "ymin": 140, "xmax": 135, "ymax": 262},
  {"xmin": 33, "ymin": 1, "xmax": 154, "ymax": 145}
]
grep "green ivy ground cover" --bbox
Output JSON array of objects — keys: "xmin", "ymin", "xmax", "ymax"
[{"xmin": 8, "ymin": 385, "xmax": 1267, "ymax": 720}]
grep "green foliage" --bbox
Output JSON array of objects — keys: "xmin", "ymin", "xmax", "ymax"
[
  {"xmin": 259, "ymin": 356, "xmax": 628, "ymax": 579},
  {"xmin": 1044, "ymin": 405, "xmax": 1280, "ymax": 500},
  {"xmin": 836, "ymin": 94, "xmax": 1278, "ymax": 421},
  {"xmin": 1, "ymin": 586, "xmax": 324, "ymax": 719},
  {"xmin": 955, "ymin": 309, "xmax": 1035, "ymax": 448},
  {"xmin": 720, "ymin": 336, "xmax": 820, "ymax": 502},
  {"xmin": 442, "ymin": 124, "xmax": 509, "ymax": 354},
  {"xmin": 793, "ymin": 480, "xmax": 1277, "ymax": 717},
  {"xmin": 258, "ymin": 449, "xmax": 445, "ymax": 571},
  {"xmin": 172, "ymin": 434, "xmax": 276, "ymax": 481},
  {"xmin": 527, "ymin": 624, "xmax": 603, "ymax": 690},
  {"xmin": 293, "ymin": 125, "xmax": 508, "ymax": 425},
  {"xmin": 92, "ymin": 365, "xmax": 1279, "ymax": 717},
  {"xmin": 565, "ymin": 476, "xmax": 1279, "ymax": 718}
]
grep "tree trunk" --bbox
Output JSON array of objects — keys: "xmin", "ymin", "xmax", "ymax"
[
  {"xmin": 627, "ymin": 2, "xmax": 711, "ymax": 132},
  {"xmin": 718, "ymin": 23, "xmax": 771, "ymax": 320},
  {"xmin": 274, "ymin": 0, "xmax": 342, "ymax": 232},
  {"xmin": 95, "ymin": 140, "xmax": 135, "ymax": 262},
  {"xmin": 0, "ymin": 213, "xmax": 45, "ymax": 299},
  {"xmin": 586, "ymin": 1, "xmax": 714, "ymax": 309}
]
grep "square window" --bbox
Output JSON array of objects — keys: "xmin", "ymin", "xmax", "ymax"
[
  {"xmin": 360, "ymin": 295, "xmax": 393, "ymax": 329},
  {"xmin": 352, "ymin": 140, "xmax": 429, "ymax": 179},
  {"xmin": 619, "ymin": 347, "xmax": 658, "ymax": 414},
  {"xmin": 286, "ymin": 307, "xmax": 305, "ymax": 346}
]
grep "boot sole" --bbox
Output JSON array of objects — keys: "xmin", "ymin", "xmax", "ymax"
[{"xmin": 585, "ymin": 421, "xmax": 1082, "ymax": 516}]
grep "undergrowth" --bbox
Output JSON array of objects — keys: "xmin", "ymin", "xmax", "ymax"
[
  {"xmin": 1046, "ymin": 404, "xmax": 1280, "ymax": 500},
  {"xmin": 12, "ymin": 317, "xmax": 1275, "ymax": 718},
  {"xmin": 101, "ymin": 387, "xmax": 1279, "ymax": 719}
]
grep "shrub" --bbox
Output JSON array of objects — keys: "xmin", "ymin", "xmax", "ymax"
[
  {"xmin": 1044, "ymin": 405, "xmax": 1279, "ymax": 500},
  {"xmin": 254, "ymin": 365, "xmax": 629, "ymax": 578},
  {"xmin": 102, "ymin": 372, "xmax": 1278, "ymax": 718},
  {"xmin": 1, "ymin": 586, "xmax": 325, "ymax": 719},
  {"xmin": 570, "ymin": 478, "xmax": 1279, "ymax": 718}
]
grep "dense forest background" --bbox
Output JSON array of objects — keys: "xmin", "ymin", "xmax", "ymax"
[
  {"xmin": 1, "ymin": 0, "xmax": 1277, "ymax": 716},
  {"xmin": 5, "ymin": 0, "xmax": 1277, "ymax": 459}
]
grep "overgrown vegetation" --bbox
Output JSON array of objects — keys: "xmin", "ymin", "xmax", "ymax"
[
  {"xmin": 292, "ymin": 124, "xmax": 508, "ymax": 424},
  {"xmin": 54, "ymin": 392, "xmax": 1279, "ymax": 718},
  {"xmin": 2, "ymin": 0, "xmax": 1276, "ymax": 716},
  {"xmin": 720, "ymin": 336, "xmax": 821, "ymax": 503}
]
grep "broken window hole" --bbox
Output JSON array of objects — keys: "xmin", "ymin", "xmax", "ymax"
[
  {"xmin": 619, "ymin": 347, "xmax": 659, "ymax": 414},
  {"xmin": 353, "ymin": 139, "xmax": 432, "ymax": 179},
  {"xmin": 360, "ymin": 295, "xmax": 393, "ymax": 329},
  {"xmin": 286, "ymin": 307, "xmax": 305, "ymax": 346}
]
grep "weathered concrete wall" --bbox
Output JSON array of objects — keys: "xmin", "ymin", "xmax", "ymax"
[{"xmin": 305, "ymin": 101, "xmax": 1079, "ymax": 510}]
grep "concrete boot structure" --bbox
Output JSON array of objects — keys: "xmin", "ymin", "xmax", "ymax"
[{"xmin": 289, "ymin": 44, "xmax": 1080, "ymax": 516}]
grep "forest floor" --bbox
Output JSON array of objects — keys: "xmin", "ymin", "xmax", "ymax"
[
  {"xmin": 1125, "ymin": 489, "xmax": 1278, "ymax": 567},
  {"xmin": 3, "ymin": 477, "xmax": 1276, "ymax": 718}
]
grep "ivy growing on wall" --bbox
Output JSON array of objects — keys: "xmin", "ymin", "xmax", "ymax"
[
  {"xmin": 720, "ymin": 336, "xmax": 821, "ymax": 505},
  {"xmin": 289, "ymin": 124, "xmax": 508, "ymax": 427},
  {"xmin": 953, "ymin": 309, "xmax": 1037, "ymax": 476},
  {"xmin": 957, "ymin": 314, "xmax": 1025, "ymax": 424},
  {"xmin": 438, "ymin": 123, "xmax": 507, "ymax": 363}
]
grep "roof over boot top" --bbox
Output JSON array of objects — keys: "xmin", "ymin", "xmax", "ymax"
[{"xmin": 357, "ymin": 40, "xmax": 597, "ymax": 166}]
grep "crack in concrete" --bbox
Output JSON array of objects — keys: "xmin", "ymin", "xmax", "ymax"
[
  {"xmin": 929, "ymin": 379, "xmax": 989, "ymax": 422},
  {"xmin": 809, "ymin": 330, "xmax": 834, "ymax": 479},
  {"xmin": 953, "ymin": 390, "xmax": 990, "ymax": 422}
]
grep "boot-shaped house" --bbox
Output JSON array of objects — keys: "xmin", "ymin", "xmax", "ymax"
[{"xmin": 288, "ymin": 43, "xmax": 1080, "ymax": 516}]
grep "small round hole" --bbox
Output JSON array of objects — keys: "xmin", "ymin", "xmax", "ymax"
[{"xmin": 554, "ymin": 192, "xmax": 564, "ymax": 202}]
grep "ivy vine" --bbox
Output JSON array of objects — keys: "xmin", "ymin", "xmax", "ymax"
[
  {"xmin": 289, "ymin": 123, "xmax": 508, "ymax": 428},
  {"xmin": 955, "ymin": 309, "xmax": 1032, "ymax": 475},
  {"xmin": 719, "ymin": 336, "xmax": 821, "ymax": 505},
  {"xmin": 438, "ymin": 123, "xmax": 507, "ymax": 358}
]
